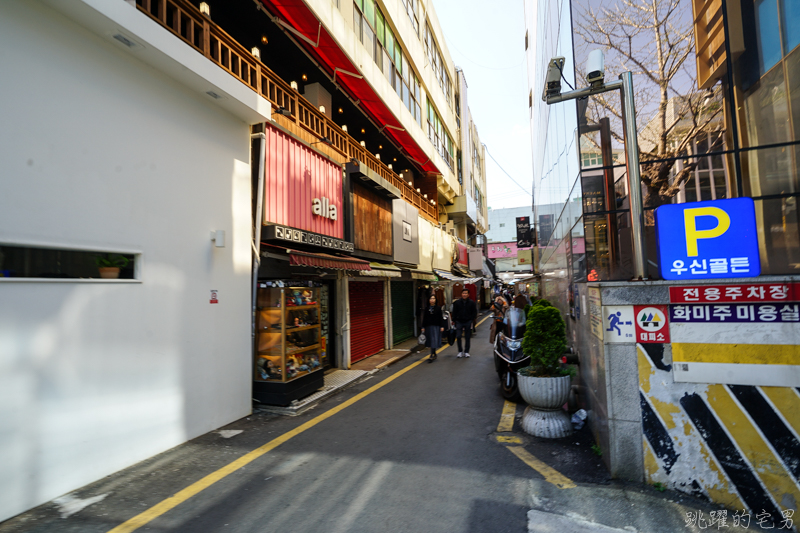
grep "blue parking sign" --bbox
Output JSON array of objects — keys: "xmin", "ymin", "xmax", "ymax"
[{"xmin": 655, "ymin": 198, "xmax": 760, "ymax": 280}]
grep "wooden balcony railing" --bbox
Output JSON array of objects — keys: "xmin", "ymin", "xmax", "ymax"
[{"xmin": 134, "ymin": 0, "xmax": 438, "ymax": 222}]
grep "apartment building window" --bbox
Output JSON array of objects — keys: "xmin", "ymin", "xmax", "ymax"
[
  {"xmin": 354, "ymin": 0, "xmax": 422, "ymax": 126},
  {"xmin": 424, "ymin": 22, "xmax": 453, "ymax": 109},
  {"xmin": 427, "ymin": 99, "xmax": 454, "ymax": 170},
  {"xmin": 399, "ymin": 0, "xmax": 419, "ymax": 36}
]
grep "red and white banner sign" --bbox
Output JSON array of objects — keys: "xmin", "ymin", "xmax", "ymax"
[
  {"xmin": 634, "ymin": 305, "xmax": 670, "ymax": 344},
  {"xmin": 669, "ymin": 283, "xmax": 798, "ymax": 303}
]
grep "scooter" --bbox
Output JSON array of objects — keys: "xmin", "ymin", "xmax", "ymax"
[{"xmin": 493, "ymin": 307, "xmax": 530, "ymax": 401}]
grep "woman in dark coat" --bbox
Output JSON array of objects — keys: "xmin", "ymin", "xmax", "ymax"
[{"xmin": 421, "ymin": 294, "xmax": 445, "ymax": 362}]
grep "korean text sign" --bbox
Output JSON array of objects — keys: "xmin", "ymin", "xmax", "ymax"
[{"xmin": 655, "ymin": 198, "xmax": 760, "ymax": 280}]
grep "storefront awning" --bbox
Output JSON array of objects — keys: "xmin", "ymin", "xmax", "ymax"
[
  {"xmin": 433, "ymin": 269, "xmax": 483, "ymax": 284},
  {"xmin": 410, "ymin": 270, "xmax": 437, "ymax": 281},
  {"xmin": 360, "ymin": 262, "xmax": 402, "ymax": 277},
  {"xmin": 288, "ymin": 250, "xmax": 371, "ymax": 271}
]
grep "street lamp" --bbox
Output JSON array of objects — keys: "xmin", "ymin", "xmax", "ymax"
[{"xmin": 541, "ymin": 52, "xmax": 646, "ymax": 280}]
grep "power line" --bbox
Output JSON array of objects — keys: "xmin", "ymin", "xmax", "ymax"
[{"xmin": 482, "ymin": 143, "xmax": 532, "ymax": 197}]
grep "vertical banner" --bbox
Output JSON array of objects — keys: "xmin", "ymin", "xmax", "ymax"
[{"xmin": 516, "ymin": 216, "xmax": 532, "ymax": 247}]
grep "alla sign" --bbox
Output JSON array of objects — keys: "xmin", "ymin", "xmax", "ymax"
[
  {"xmin": 312, "ymin": 197, "xmax": 337, "ymax": 220},
  {"xmin": 655, "ymin": 198, "xmax": 760, "ymax": 280}
]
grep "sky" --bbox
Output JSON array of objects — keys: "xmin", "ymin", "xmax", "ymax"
[{"xmin": 430, "ymin": 0, "xmax": 534, "ymax": 211}]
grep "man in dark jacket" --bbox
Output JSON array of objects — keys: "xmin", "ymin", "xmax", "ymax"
[{"xmin": 452, "ymin": 288, "xmax": 478, "ymax": 358}]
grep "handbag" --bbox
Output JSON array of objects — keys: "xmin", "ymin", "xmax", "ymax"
[
  {"xmin": 418, "ymin": 333, "xmax": 427, "ymax": 345},
  {"xmin": 447, "ymin": 327, "xmax": 457, "ymax": 346}
]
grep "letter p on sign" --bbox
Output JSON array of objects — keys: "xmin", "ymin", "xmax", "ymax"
[
  {"xmin": 684, "ymin": 207, "xmax": 730, "ymax": 257},
  {"xmin": 655, "ymin": 198, "xmax": 760, "ymax": 280}
]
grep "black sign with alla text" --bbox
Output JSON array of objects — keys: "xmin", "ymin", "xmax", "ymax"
[{"xmin": 516, "ymin": 216, "xmax": 532, "ymax": 248}]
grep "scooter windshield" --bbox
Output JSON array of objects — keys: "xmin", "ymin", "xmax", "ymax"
[{"xmin": 503, "ymin": 308, "xmax": 526, "ymax": 339}]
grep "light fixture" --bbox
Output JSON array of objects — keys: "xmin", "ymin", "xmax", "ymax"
[
  {"xmin": 319, "ymin": 105, "xmax": 326, "ymax": 113},
  {"xmin": 424, "ymin": 194, "xmax": 428, "ymax": 198},
  {"xmin": 393, "ymin": 158, "xmax": 397, "ymax": 162},
  {"xmin": 375, "ymin": 153, "xmax": 380, "ymax": 160},
  {"xmin": 360, "ymin": 140, "xmax": 366, "ymax": 147},
  {"xmin": 251, "ymin": 47, "xmax": 261, "ymax": 60},
  {"xmin": 261, "ymin": 36, "xmax": 268, "ymax": 44},
  {"xmin": 416, "ymin": 188, "xmax": 421, "ymax": 193},
  {"xmin": 408, "ymin": 181, "xmax": 412, "ymax": 186},
  {"xmin": 431, "ymin": 199, "xmax": 436, "ymax": 205},
  {"xmin": 379, "ymin": 145, "xmax": 383, "ymax": 149},
  {"xmin": 388, "ymin": 164, "xmax": 393, "ymax": 169},
  {"xmin": 290, "ymin": 81, "xmax": 298, "ymax": 90},
  {"xmin": 342, "ymin": 125, "xmax": 348, "ymax": 132},
  {"xmin": 302, "ymin": 74, "xmax": 308, "ymax": 81},
  {"xmin": 399, "ymin": 173, "xmax": 404, "ymax": 178},
  {"xmin": 338, "ymin": 107, "xmax": 343, "ymax": 114},
  {"xmin": 276, "ymin": 106, "xmax": 292, "ymax": 117},
  {"xmin": 200, "ymin": 2, "xmax": 210, "ymax": 16},
  {"xmin": 210, "ymin": 229, "xmax": 224, "ymax": 247},
  {"xmin": 311, "ymin": 136, "xmax": 332, "ymax": 146},
  {"xmin": 361, "ymin": 128, "xmax": 365, "ymax": 134}
]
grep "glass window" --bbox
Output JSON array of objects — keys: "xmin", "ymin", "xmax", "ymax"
[
  {"xmin": 403, "ymin": 81, "xmax": 410, "ymax": 110},
  {"xmin": 353, "ymin": 5, "xmax": 361, "ymax": 43},
  {"xmin": 755, "ymin": 196, "xmax": 800, "ymax": 275},
  {"xmin": 376, "ymin": 9, "xmax": 385, "ymax": 45},
  {"xmin": 0, "ymin": 246, "xmax": 136, "ymax": 279},
  {"xmin": 395, "ymin": 43, "xmax": 403, "ymax": 76},
  {"xmin": 382, "ymin": 49, "xmax": 393, "ymax": 80},
  {"xmin": 782, "ymin": 0, "xmax": 800, "ymax": 53},
  {"xmin": 741, "ymin": 145, "xmax": 799, "ymax": 197},
  {"xmin": 756, "ymin": 0, "xmax": 782, "ymax": 73},
  {"xmin": 364, "ymin": 0, "xmax": 375, "ymax": 29},
  {"xmin": 354, "ymin": 0, "xmax": 363, "ymax": 10},
  {"xmin": 362, "ymin": 23, "xmax": 375, "ymax": 61},
  {"xmin": 743, "ymin": 62, "xmax": 790, "ymax": 148},
  {"xmin": 386, "ymin": 28, "xmax": 395, "ymax": 64}
]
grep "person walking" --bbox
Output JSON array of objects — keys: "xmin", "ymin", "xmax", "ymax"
[
  {"xmin": 452, "ymin": 288, "xmax": 478, "ymax": 358},
  {"xmin": 421, "ymin": 294, "xmax": 445, "ymax": 362}
]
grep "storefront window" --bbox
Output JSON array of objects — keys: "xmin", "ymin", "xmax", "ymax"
[
  {"xmin": 255, "ymin": 284, "xmax": 324, "ymax": 382},
  {"xmin": 741, "ymin": 145, "xmax": 798, "ymax": 196}
]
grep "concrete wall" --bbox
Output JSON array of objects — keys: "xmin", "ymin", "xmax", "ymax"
[
  {"xmin": 570, "ymin": 279, "xmax": 800, "ymax": 520},
  {"xmin": 0, "ymin": 0, "xmax": 255, "ymax": 521}
]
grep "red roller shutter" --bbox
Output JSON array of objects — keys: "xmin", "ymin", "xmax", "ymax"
[{"xmin": 349, "ymin": 281, "xmax": 385, "ymax": 363}]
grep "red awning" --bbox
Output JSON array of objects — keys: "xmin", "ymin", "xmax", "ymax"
[
  {"xmin": 288, "ymin": 250, "xmax": 371, "ymax": 271},
  {"xmin": 257, "ymin": 0, "xmax": 441, "ymax": 175}
]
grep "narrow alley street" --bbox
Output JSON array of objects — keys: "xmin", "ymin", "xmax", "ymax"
[{"xmin": 1, "ymin": 318, "xmax": 770, "ymax": 533}]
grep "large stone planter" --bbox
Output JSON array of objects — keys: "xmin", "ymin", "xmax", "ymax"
[{"xmin": 518, "ymin": 374, "xmax": 572, "ymax": 438}]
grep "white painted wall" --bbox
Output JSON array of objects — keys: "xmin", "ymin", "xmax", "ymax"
[{"xmin": 0, "ymin": 0, "xmax": 254, "ymax": 521}]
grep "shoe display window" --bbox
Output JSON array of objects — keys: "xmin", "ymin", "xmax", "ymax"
[{"xmin": 255, "ymin": 284, "xmax": 323, "ymax": 383}]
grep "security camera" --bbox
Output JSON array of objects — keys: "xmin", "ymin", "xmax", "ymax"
[
  {"xmin": 586, "ymin": 49, "xmax": 605, "ymax": 85},
  {"xmin": 542, "ymin": 56, "xmax": 565, "ymax": 100}
]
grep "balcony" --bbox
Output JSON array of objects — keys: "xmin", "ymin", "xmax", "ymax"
[{"xmin": 133, "ymin": 0, "xmax": 438, "ymax": 223}]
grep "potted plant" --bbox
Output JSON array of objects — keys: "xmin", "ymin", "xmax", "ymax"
[
  {"xmin": 95, "ymin": 254, "xmax": 129, "ymax": 279},
  {"xmin": 516, "ymin": 302, "xmax": 572, "ymax": 438}
]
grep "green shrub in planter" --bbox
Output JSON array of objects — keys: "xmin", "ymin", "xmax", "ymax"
[
  {"xmin": 532, "ymin": 299, "xmax": 553, "ymax": 308},
  {"xmin": 521, "ymin": 305, "xmax": 568, "ymax": 377}
]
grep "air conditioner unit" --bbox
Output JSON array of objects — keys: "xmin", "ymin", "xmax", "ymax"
[{"xmin": 445, "ymin": 221, "xmax": 455, "ymax": 237}]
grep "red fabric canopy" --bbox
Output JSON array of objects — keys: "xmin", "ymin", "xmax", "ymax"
[
  {"xmin": 258, "ymin": 0, "xmax": 441, "ymax": 175},
  {"xmin": 289, "ymin": 250, "xmax": 371, "ymax": 271}
]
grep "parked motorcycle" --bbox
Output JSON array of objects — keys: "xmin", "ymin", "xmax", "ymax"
[{"xmin": 493, "ymin": 307, "xmax": 530, "ymax": 401}]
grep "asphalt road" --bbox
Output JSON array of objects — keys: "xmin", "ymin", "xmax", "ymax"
[{"xmin": 1, "ymin": 317, "xmax": 765, "ymax": 533}]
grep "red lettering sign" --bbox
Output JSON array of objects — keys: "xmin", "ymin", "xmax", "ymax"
[
  {"xmin": 634, "ymin": 305, "xmax": 670, "ymax": 344},
  {"xmin": 669, "ymin": 283, "xmax": 797, "ymax": 303}
]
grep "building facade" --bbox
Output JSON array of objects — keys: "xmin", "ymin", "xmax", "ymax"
[
  {"xmin": 0, "ymin": 0, "xmax": 488, "ymax": 522},
  {"xmin": 527, "ymin": 0, "xmax": 800, "ymax": 521}
]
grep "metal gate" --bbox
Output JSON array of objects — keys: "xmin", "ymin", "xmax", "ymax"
[
  {"xmin": 391, "ymin": 281, "xmax": 414, "ymax": 345},
  {"xmin": 348, "ymin": 281, "xmax": 385, "ymax": 363}
]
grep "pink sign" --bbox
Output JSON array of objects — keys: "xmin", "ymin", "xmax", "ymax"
[{"xmin": 488, "ymin": 242, "xmax": 525, "ymax": 259}]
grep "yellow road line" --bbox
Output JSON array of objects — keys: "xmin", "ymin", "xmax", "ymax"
[
  {"xmin": 108, "ymin": 342, "xmax": 451, "ymax": 533},
  {"xmin": 497, "ymin": 401, "xmax": 517, "ymax": 432},
  {"xmin": 496, "ymin": 435, "xmax": 522, "ymax": 444},
  {"xmin": 109, "ymin": 313, "xmax": 494, "ymax": 532},
  {"xmin": 507, "ymin": 447, "xmax": 577, "ymax": 489}
]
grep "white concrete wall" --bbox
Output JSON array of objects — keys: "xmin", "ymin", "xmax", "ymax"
[
  {"xmin": 418, "ymin": 217, "xmax": 455, "ymax": 271},
  {"xmin": 0, "ymin": 0, "xmax": 254, "ymax": 521}
]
